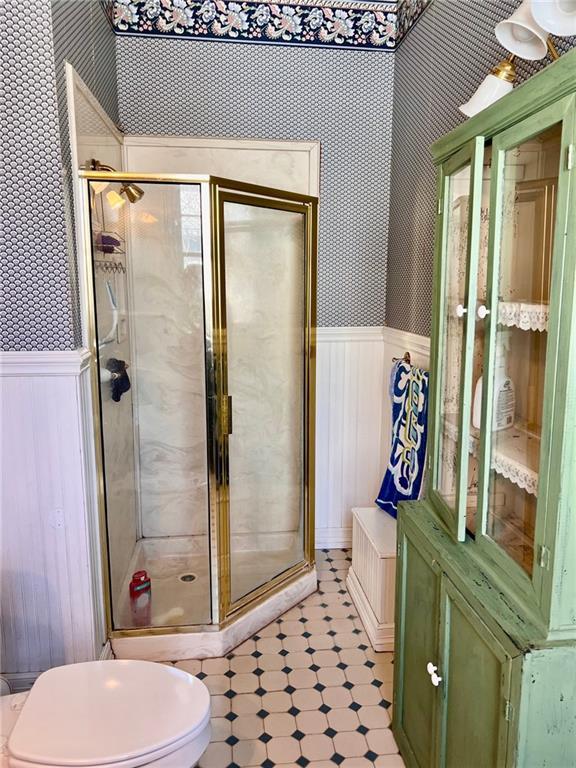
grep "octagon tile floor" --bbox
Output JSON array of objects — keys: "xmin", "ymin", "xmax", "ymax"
[{"xmin": 168, "ymin": 549, "xmax": 405, "ymax": 768}]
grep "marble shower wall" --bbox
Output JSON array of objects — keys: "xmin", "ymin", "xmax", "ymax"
[{"xmin": 128, "ymin": 183, "xmax": 210, "ymax": 538}]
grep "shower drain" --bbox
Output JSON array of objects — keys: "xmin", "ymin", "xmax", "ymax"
[{"xmin": 179, "ymin": 573, "xmax": 197, "ymax": 583}]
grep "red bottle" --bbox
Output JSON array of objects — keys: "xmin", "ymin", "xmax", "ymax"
[
  {"xmin": 129, "ymin": 570, "xmax": 151, "ymax": 627},
  {"xmin": 129, "ymin": 570, "xmax": 151, "ymax": 599}
]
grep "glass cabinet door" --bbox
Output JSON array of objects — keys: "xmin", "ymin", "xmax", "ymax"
[
  {"xmin": 477, "ymin": 98, "xmax": 575, "ymax": 584},
  {"xmin": 431, "ymin": 140, "xmax": 484, "ymax": 540}
]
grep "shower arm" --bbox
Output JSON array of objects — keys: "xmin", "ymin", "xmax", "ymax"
[{"xmin": 89, "ymin": 159, "xmax": 116, "ymax": 172}]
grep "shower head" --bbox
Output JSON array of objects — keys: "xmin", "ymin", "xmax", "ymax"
[
  {"xmin": 88, "ymin": 159, "xmax": 145, "ymax": 204},
  {"xmin": 119, "ymin": 182, "xmax": 144, "ymax": 204}
]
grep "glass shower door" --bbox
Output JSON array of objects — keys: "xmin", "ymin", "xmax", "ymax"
[{"xmin": 216, "ymin": 188, "xmax": 316, "ymax": 612}]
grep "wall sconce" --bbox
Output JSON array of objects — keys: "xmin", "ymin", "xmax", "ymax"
[
  {"xmin": 460, "ymin": 0, "xmax": 575, "ymax": 119},
  {"xmin": 531, "ymin": 0, "xmax": 576, "ymax": 36},
  {"xmin": 459, "ymin": 57, "xmax": 516, "ymax": 118},
  {"xmin": 495, "ymin": 0, "xmax": 549, "ymax": 60}
]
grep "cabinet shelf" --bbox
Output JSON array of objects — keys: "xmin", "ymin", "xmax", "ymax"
[
  {"xmin": 443, "ymin": 415, "xmax": 539, "ymax": 496},
  {"xmin": 498, "ymin": 301, "xmax": 549, "ymax": 332}
]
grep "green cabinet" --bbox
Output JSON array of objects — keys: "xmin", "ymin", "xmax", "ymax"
[
  {"xmin": 394, "ymin": 532, "xmax": 441, "ymax": 768},
  {"xmin": 394, "ymin": 50, "xmax": 576, "ymax": 768},
  {"xmin": 394, "ymin": 516, "xmax": 520, "ymax": 768},
  {"xmin": 438, "ymin": 579, "xmax": 514, "ymax": 768}
]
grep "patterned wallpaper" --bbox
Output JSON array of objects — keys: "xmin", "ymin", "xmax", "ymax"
[
  {"xmin": 386, "ymin": 0, "xmax": 576, "ymax": 337},
  {"xmin": 52, "ymin": 0, "xmax": 120, "ymax": 347},
  {"xmin": 109, "ymin": 0, "xmax": 430, "ymax": 51},
  {"xmin": 0, "ymin": 0, "xmax": 75, "ymax": 350},
  {"xmin": 0, "ymin": 0, "xmax": 118, "ymax": 351},
  {"xmin": 116, "ymin": 37, "xmax": 395, "ymax": 326},
  {"xmin": 5, "ymin": 0, "xmax": 573, "ymax": 346}
]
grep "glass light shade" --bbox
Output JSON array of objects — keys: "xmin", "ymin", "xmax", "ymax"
[
  {"xmin": 495, "ymin": 0, "xmax": 548, "ymax": 59},
  {"xmin": 106, "ymin": 190, "xmax": 126, "ymax": 209},
  {"xmin": 459, "ymin": 74, "xmax": 514, "ymax": 118},
  {"xmin": 91, "ymin": 181, "xmax": 110, "ymax": 195},
  {"xmin": 531, "ymin": 0, "xmax": 576, "ymax": 35}
]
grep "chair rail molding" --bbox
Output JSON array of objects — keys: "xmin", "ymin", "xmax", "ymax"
[
  {"xmin": 315, "ymin": 325, "xmax": 430, "ymax": 549},
  {"xmin": 0, "ymin": 348, "xmax": 105, "ymax": 681}
]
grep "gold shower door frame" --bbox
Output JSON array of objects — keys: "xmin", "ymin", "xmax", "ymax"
[{"xmin": 79, "ymin": 171, "xmax": 317, "ymax": 637}]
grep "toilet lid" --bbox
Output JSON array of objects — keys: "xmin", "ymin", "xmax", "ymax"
[{"xmin": 8, "ymin": 660, "xmax": 210, "ymax": 767}]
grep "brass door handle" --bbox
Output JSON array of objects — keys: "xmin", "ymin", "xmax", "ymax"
[{"xmin": 222, "ymin": 395, "xmax": 233, "ymax": 435}]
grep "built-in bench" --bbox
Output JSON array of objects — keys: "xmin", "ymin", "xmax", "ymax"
[{"xmin": 346, "ymin": 507, "xmax": 396, "ymax": 652}]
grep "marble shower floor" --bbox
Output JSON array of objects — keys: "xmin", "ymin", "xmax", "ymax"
[
  {"xmin": 116, "ymin": 536, "xmax": 305, "ymax": 630},
  {"xmin": 231, "ymin": 542, "xmax": 303, "ymax": 604},
  {"xmin": 116, "ymin": 537, "xmax": 211, "ymax": 629},
  {"xmin": 168, "ymin": 549, "xmax": 405, "ymax": 768}
]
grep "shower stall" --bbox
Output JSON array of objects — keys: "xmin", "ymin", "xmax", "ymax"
[{"xmin": 80, "ymin": 171, "xmax": 317, "ymax": 656}]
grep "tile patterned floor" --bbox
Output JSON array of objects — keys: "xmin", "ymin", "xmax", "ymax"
[{"xmin": 169, "ymin": 549, "xmax": 405, "ymax": 768}]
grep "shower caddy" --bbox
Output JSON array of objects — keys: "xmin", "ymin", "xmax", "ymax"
[{"xmin": 393, "ymin": 50, "xmax": 576, "ymax": 766}]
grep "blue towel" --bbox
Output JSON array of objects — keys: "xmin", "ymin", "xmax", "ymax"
[{"xmin": 376, "ymin": 360, "xmax": 429, "ymax": 518}]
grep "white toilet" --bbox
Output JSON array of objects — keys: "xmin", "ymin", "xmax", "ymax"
[{"xmin": 3, "ymin": 660, "xmax": 211, "ymax": 768}]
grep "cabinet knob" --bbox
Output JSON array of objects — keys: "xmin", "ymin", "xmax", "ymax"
[
  {"xmin": 431, "ymin": 671, "xmax": 443, "ymax": 687},
  {"xmin": 477, "ymin": 304, "xmax": 490, "ymax": 320},
  {"xmin": 426, "ymin": 662, "xmax": 443, "ymax": 687},
  {"xmin": 455, "ymin": 304, "xmax": 467, "ymax": 318}
]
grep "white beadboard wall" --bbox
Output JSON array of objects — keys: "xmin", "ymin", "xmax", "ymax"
[
  {"xmin": 315, "ymin": 326, "xmax": 430, "ymax": 548},
  {"xmin": 0, "ymin": 350, "xmax": 105, "ymax": 688}
]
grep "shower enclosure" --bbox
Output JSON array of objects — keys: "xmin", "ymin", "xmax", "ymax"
[{"xmin": 80, "ymin": 171, "xmax": 317, "ymax": 643}]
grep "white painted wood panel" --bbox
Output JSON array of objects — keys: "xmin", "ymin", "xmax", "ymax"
[
  {"xmin": 380, "ymin": 326, "xmax": 430, "ymax": 464},
  {"xmin": 0, "ymin": 351, "xmax": 105, "ymax": 682},
  {"xmin": 315, "ymin": 328, "xmax": 387, "ymax": 549},
  {"xmin": 315, "ymin": 327, "xmax": 430, "ymax": 549},
  {"xmin": 350, "ymin": 508, "xmax": 396, "ymax": 624}
]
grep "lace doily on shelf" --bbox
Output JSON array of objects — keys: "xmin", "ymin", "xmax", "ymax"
[{"xmin": 498, "ymin": 302, "xmax": 549, "ymax": 332}]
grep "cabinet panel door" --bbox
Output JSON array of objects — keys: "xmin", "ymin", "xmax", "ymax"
[
  {"xmin": 476, "ymin": 94, "xmax": 576, "ymax": 611},
  {"xmin": 429, "ymin": 138, "xmax": 485, "ymax": 541},
  {"xmin": 394, "ymin": 526, "xmax": 441, "ymax": 768},
  {"xmin": 438, "ymin": 578, "xmax": 514, "ymax": 768}
]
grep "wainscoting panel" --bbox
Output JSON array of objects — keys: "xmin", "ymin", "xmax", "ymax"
[
  {"xmin": 0, "ymin": 350, "xmax": 105, "ymax": 685},
  {"xmin": 315, "ymin": 326, "xmax": 430, "ymax": 549}
]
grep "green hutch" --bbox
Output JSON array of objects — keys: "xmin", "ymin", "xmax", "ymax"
[{"xmin": 393, "ymin": 51, "xmax": 576, "ymax": 767}]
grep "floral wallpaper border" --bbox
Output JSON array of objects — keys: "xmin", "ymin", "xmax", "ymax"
[
  {"xmin": 396, "ymin": 0, "xmax": 430, "ymax": 45},
  {"xmin": 107, "ymin": 0, "xmax": 431, "ymax": 51}
]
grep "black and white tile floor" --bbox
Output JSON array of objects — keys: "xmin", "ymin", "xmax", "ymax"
[{"xmin": 170, "ymin": 548, "xmax": 405, "ymax": 768}]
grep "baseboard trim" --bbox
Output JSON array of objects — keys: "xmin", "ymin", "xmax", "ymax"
[
  {"xmin": 346, "ymin": 568, "xmax": 394, "ymax": 652},
  {"xmin": 1, "ymin": 672, "xmax": 39, "ymax": 693},
  {"xmin": 316, "ymin": 528, "xmax": 352, "ymax": 550}
]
